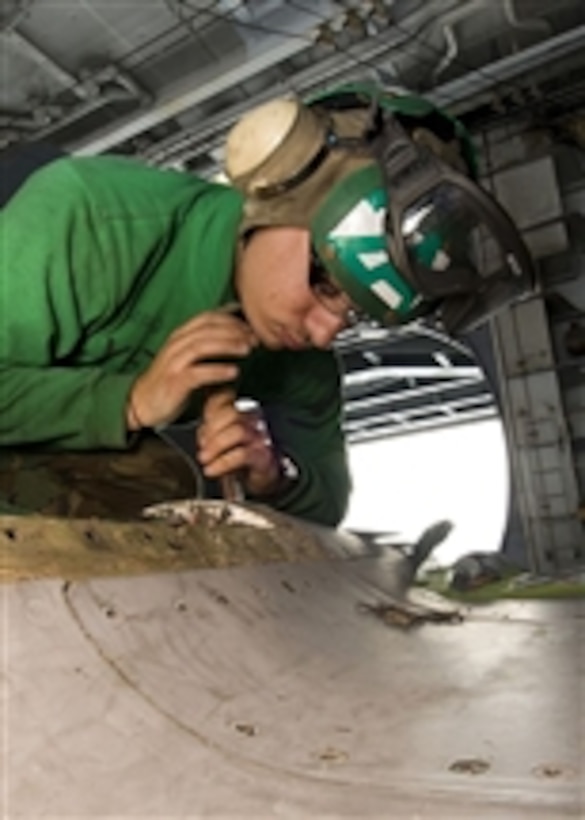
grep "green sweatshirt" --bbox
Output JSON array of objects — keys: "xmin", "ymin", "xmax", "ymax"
[{"xmin": 0, "ymin": 156, "xmax": 350, "ymax": 525}]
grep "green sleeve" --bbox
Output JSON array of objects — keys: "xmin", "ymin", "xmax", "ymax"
[
  {"xmin": 0, "ymin": 365, "xmax": 134, "ymax": 449},
  {"xmin": 239, "ymin": 347, "xmax": 351, "ymax": 527},
  {"xmin": 0, "ymin": 161, "xmax": 134, "ymax": 449}
]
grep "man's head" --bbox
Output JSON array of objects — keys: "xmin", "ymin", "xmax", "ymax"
[
  {"xmin": 226, "ymin": 82, "xmax": 534, "ymax": 340},
  {"xmin": 233, "ymin": 225, "xmax": 352, "ymax": 351}
]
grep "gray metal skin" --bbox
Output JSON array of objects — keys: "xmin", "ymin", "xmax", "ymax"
[
  {"xmin": 142, "ymin": 499, "xmax": 454, "ymax": 604},
  {"xmin": 2, "ymin": 508, "xmax": 582, "ymax": 819},
  {"xmin": 478, "ymin": 133, "xmax": 585, "ymax": 572}
]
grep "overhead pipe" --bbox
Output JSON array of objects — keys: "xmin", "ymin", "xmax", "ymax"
[
  {"xmin": 28, "ymin": 67, "xmax": 151, "ymax": 144},
  {"xmin": 0, "ymin": 0, "xmax": 34, "ymax": 31},
  {"xmin": 343, "ymin": 366, "xmax": 483, "ymax": 386},
  {"xmin": 345, "ymin": 391, "xmax": 495, "ymax": 430},
  {"xmin": 125, "ymin": 3, "xmax": 578, "ymax": 169},
  {"xmin": 431, "ymin": 0, "xmax": 492, "ymax": 81},
  {"xmin": 502, "ymin": 0, "xmax": 552, "ymax": 36},
  {"xmin": 343, "ymin": 376, "xmax": 487, "ymax": 415},
  {"xmin": 0, "ymin": 109, "xmax": 54, "ymax": 132},
  {"xmin": 134, "ymin": 0, "xmax": 479, "ymax": 167},
  {"xmin": 428, "ymin": 22, "xmax": 585, "ymax": 111},
  {"xmin": 1, "ymin": 66, "xmax": 150, "ymax": 148},
  {"xmin": 2, "ymin": 29, "xmax": 89, "ymax": 98},
  {"xmin": 0, "ymin": 104, "xmax": 64, "ymax": 149},
  {"xmin": 71, "ymin": 0, "xmax": 470, "ymax": 156},
  {"xmin": 432, "ymin": 24, "xmax": 459, "ymax": 82},
  {"xmin": 345, "ymin": 404, "xmax": 496, "ymax": 442},
  {"xmin": 71, "ymin": 3, "xmax": 582, "ymax": 161},
  {"xmin": 83, "ymin": 64, "xmax": 152, "ymax": 106}
]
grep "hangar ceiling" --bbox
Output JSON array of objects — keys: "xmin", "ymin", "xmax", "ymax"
[
  {"xmin": 2, "ymin": 0, "xmax": 584, "ymax": 440},
  {"xmin": 2, "ymin": 0, "xmax": 584, "ymax": 164}
]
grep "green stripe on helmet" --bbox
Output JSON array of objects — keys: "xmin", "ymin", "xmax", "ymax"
[{"xmin": 311, "ymin": 164, "xmax": 420, "ymax": 324}]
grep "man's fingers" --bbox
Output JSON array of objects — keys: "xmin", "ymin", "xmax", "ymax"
[
  {"xmin": 168, "ymin": 311, "xmax": 257, "ymax": 347},
  {"xmin": 198, "ymin": 418, "xmax": 252, "ymax": 466},
  {"xmin": 129, "ymin": 311, "xmax": 256, "ymax": 430},
  {"xmin": 181, "ymin": 364, "xmax": 239, "ymax": 395},
  {"xmin": 160, "ymin": 332, "xmax": 254, "ymax": 373},
  {"xmin": 199, "ymin": 401, "xmax": 264, "ymax": 451},
  {"xmin": 198, "ymin": 387, "xmax": 239, "ymax": 449},
  {"xmin": 198, "ymin": 408, "xmax": 276, "ymax": 484},
  {"xmin": 200, "ymin": 446, "xmax": 248, "ymax": 479},
  {"xmin": 202, "ymin": 387, "xmax": 237, "ymax": 419}
]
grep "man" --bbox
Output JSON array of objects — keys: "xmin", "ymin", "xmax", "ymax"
[{"xmin": 0, "ymin": 82, "xmax": 534, "ymax": 523}]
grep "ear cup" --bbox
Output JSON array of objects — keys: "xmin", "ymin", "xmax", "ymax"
[
  {"xmin": 225, "ymin": 98, "xmax": 298, "ymax": 183},
  {"xmin": 225, "ymin": 98, "xmax": 328, "ymax": 197}
]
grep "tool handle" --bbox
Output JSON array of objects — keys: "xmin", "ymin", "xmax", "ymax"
[
  {"xmin": 220, "ymin": 472, "xmax": 245, "ymax": 503},
  {"xmin": 204, "ymin": 385, "xmax": 246, "ymax": 503}
]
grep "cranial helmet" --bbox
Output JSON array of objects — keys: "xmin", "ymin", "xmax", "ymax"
[{"xmin": 225, "ymin": 81, "xmax": 535, "ymax": 335}]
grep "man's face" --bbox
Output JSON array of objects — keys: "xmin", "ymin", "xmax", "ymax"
[{"xmin": 234, "ymin": 226, "xmax": 359, "ymax": 351}]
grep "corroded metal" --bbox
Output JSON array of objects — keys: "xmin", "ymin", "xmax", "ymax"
[
  {"xmin": 0, "ymin": 502, "xmax": 328, "ymax": 583},
  {"xmin": 0, "ymin": 504, "xmax": 463, "ymax": 627}
]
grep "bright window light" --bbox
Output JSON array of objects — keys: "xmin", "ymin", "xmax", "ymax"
[{"xmin": 342, "ymin": 418, "xmax": 510, "ymax": 568}]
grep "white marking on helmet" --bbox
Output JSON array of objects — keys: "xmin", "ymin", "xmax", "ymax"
[
  {"xmin": 330, "ymin": 200, "xmax": 386, "ymax": 238},
  {"xmin": 371, "ymin": 279, "xmax": 403, "ymax": 309},
  {"xmin": 403, "ymin": 204, "xmax": 434, "ymax": 236},
  {"xmin": 359, "ymin": 250, "xmax": 389, "ymax": 270},
  {"xmin": 432, "ymin": 249, "xmax": 451, "ymax": 271}
]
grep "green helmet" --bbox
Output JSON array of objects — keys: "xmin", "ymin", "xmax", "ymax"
[
  {"xmin": 225, "ymin": 81, "xmax": 534, "ymax": 334},
  {"xmin": 310, "ymin": 162, "xmax": 422, "ymax": 322}
]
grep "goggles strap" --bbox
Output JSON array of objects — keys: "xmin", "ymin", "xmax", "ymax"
[
  {"xmin": 253, "ymin": 102, "xmax": 386, "ymax": 200},
  {"xmin": 252, "ymin": 139, "xmax": 332, "ymax": 199},
  {"xmin": 375, "ymin": 117, "xmax": 429, "ymax": 189}
]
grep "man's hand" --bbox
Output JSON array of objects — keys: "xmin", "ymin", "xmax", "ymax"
[
  {"xmin": 197, "ymin": 389, "xmax": 283, "ymax": 497},
  {"xmin": 126, "ymin": 312, "xmax": 257, "ymax": 430}
]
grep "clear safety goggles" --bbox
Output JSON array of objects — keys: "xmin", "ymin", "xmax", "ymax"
[{"xmin": 377, "ymin": 119, "xmax": 535, "ymax": 332}]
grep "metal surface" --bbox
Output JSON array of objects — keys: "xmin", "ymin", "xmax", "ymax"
[
  {"xmin": 3, "ymin": 0, "xmax": 584, "ymax": 158},
  {"xmin": 492, "ymin": 296, "xmax": 584, "ymax": 570},
  {"xmin": 2, "ymin": 539, "xmax": 583, "ymax": 818},
  {"xmin": 429, "ymin": 21, "xmax": 585, "ymax": 111},
  {"xmin": 492, "ymin": 155, "xmax": 568, "ymax": 260},
  {"xmin": 68, "ymin": 0, "xmax": 359, "ymax": 157},
  {"xmin": 337, "ymin": 327, "xmax": 497, "ymax": 442}
]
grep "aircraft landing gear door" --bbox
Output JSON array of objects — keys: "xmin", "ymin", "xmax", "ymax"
[
  {"xmin": 477, "ymin": 142, "xmax": 585, "ymax": 573},
  {"xmin": 492, "ymin": 296, "xmax": 584, "ymax": 573}
]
